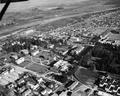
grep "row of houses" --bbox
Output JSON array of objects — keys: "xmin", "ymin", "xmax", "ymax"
[
  {"xmin": 99, "ymin": 30, "xmax": 120, "ymax": 46},
  {"xmin": 9, "ymin": 45, "xmax": 41, "ymax": 65},
  {"xmin": 96, "ymin": 74, "xmax": 120, "ymax": 96},
  {"xmin": 6, "ymin": 72, "xmax": 59, "ymax": 96},
  {"xmin": 0, "ymin": 66, "xmax": 15, "ymax": 76}
]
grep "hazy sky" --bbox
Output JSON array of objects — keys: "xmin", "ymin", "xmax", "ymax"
[{"xmin": 0, "ymin": 0, "xmax": 88, "ymax": 12}]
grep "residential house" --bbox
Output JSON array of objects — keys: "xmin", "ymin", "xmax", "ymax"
[
  {"xmin": 8, "ymin": 66, "xmax": 15, "ymax": 73},
  {"xmin": 15, "ymin": 57, "xmax": 25, "ymax": 65},
  {"xmin": 41, "ymin": 88, "xmax": 53, "ymax": 95},
  {"xmin": 16, "ymin": 78, "xmax": 25, "ymax": 85},
  {"xmin": 20, "ymin": 49, "xmax": 29, "ymax": 55},
  {"xmin": 10, "ymin": 54, "xmax": 18, "ymax": 60},
  {"xmin": 27, "ymin": 81, "xmax": 39, "ymax": 90},
  {"xmin": 74, "ymin": 46, "xmax": 85, "ymax": 54},
  {"xmin": 1, "ymin": 68, "xmax": 9, "ymax": 75},
  {"xmin": 98, "ymin": 91, "xmax": 113, "ymax": 96},
  {"xmin": 38, "ymin": 78, "xmax": 44, "ymax": 84},
  {"xmin": 18, "ymin": 86, "xmax": 27, "ymax": 93},
  {"xmin": 31, "ymin": 45, "xmax": 38, "ymax": 50},
  {"xmin": 97, "ymin": 74, "xmax": 120, "ymax": 96},
  {"xmin": 68, "ymin": 81, "xmax": 79, "ymax": 90},
  {"xmin": 7, "ymin": 82, "xmax": 16, "ymax": 89},
  {"xmin": 22, "ymin": 89, "xmax": 32, "ymax": 96},
  {"xmin": 31, "ymin": 50, "xmax": 39, "ymax": 56}
]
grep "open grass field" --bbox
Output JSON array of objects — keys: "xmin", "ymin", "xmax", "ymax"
[
  {"xmin": 26, "ymin": 63, "xmax": 49, "ymax": 74},
  {"xmin": 18, "ymin": 60, "xmax": 31, "ymax": 67},
  {"xmin": 74, "ymin": 68, "xmax": 98, "ymax": 85}
]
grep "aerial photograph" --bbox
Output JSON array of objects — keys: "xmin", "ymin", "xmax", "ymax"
[{"xmin": 0, "ymin": 0, "xmax": 120, "ymax": 96}]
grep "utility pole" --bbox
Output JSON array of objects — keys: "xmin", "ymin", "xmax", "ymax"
[{"xmin": 0, "ymin": 0, "xmax": 12, "ymax": 20}]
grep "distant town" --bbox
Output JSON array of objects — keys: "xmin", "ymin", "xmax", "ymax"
[{"xmin": 0, "ymin": 4, "xmax": 120, "ymax": 96}]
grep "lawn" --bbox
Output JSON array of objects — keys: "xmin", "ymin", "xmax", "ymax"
[
  {"xmin": 74, "ymin": 68, "xmax": 98, "ymax": 86},
  {"xmin": 19, "ymin": 60, "xmax": 31, "ymax": 67},
  {"xmin": 26, "ymin": 63, "xmax": 49, "ymax": 74}
]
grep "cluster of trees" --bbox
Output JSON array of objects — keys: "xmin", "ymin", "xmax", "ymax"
[
  {"xmin": 2, "ymin": 37, "xmax": 48, "ymax": 53},
  {"xmin": 46, "ymin": 36, "xmax": 67, "ymax": 47},
  {"xmin": 80, "ymin": 43, "xmax": 120, "ymax": 75},
  {"xmin": 2, "ymin": 35, "xmax": 68, "ymax": 54}
]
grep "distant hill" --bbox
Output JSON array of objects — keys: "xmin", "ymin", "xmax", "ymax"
[{"xmin": 0, "ymin": 0, "xmax": 28, "ymax": 3}]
